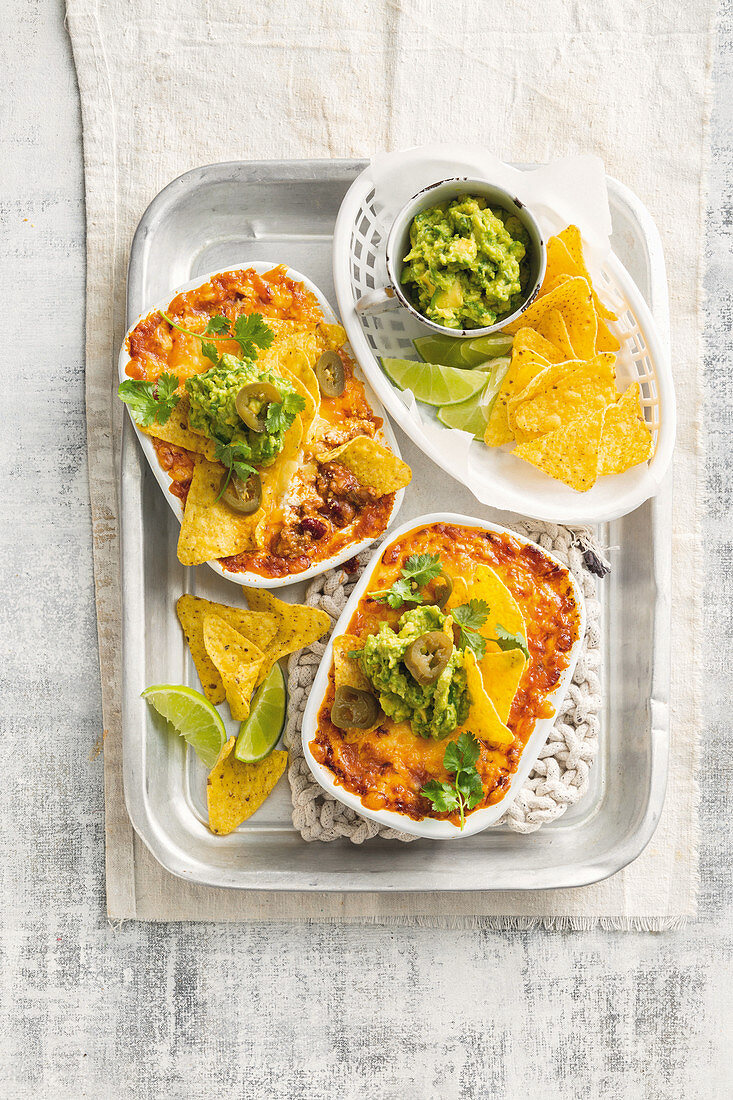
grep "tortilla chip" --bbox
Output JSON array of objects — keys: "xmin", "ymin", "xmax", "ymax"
[
  {"xmin": 333, "ymin": 634, "xmax": 372, "ymax": 693},
  {"xmin": 455, "ymin": 650, "xmax": 514, "ymax": 748},
  {"xmin": 140, "ymin": 394, "xmax": 218, "ymax": 460},
  {"xmin": 176, "ymin": 595, "xmax": 278, "ymax": 704},
  {"xmin": 207, "ymin": 737, "xmax": 287, "ymax": 835},
  {"xmin": 479, "ymin": 650, "xmax": 526, "ymax": 725},
  {"xmin": 447, "ymin": 564, "xmax": 526, "ymax": 651},
  {"xmin": 317, "ymin": 322, "xmax": 347, "ymax": 350},
  {"xmin": 547, "ymin": 272, "xmax": 620, "ymax": 354},
  {"xmin": 484, "ymin": 349, "xmax": 552, "ymax": 447},
  {"xmin": 510, "ymin": 354, "xmax": 617, "ymax": 441},
  {"xmin": 278, "ymin": 353, "xmax": 317, "ymax": 442},
  {"xmin": 558, "ymin": 225, "xmax": 616, "ymax": 321},
  {"xmin": 536, "ymin": 308, "xmax": 578, "ymax": 360},
  {"xmin": 279, "ymin": 347, "xmax": 320, "ymax": 413},
  {"xmin": 511, "ymin": 326, "xmax": 565, "ymax": 364},
  {"xmin": 242, "ymin": 588, "xmax": 330, "ymax": 682},
  {"xmin": 253, "ymin": 417, "xmax": 304, "ymax": 550},
  {"xmin": 598, "ymin": 382, "xmax": 654, "ymax": 475},
  {"xmin": 513, "ymin": 407, "xmax": 605, "ymax": 492},
  {"xmin": 177, "ymin": 459, "xmax": 263, "ymax": 566},
  {"xmin": 202, "ymin": 615, "xmax": 263, "ymax": 721},
  {"xmin": 326, "ymin": 436, "xmax": 411, "ymax": 495},
  {"xmin": 506, "ymin": 277, "xmax": 597, "ymax": 360}
]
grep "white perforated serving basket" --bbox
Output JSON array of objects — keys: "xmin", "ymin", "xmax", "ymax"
[{"xmin": 332, "ymin": 170, "xmax": 675, "ymax": 524}]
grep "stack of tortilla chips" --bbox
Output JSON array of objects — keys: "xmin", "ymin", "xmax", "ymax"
[
  {"xmin": 485, "ymin": 226, "xmax": 654, "ymax": 492},
  {"xmin": 177, "ymin": 590, "xmax": 330, "ymax": 834}
]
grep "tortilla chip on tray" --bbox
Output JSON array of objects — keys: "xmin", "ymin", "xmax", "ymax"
[
  {"xmin": 513, "ymin": 405, "xmax": 606, "ymax": 492},
  {"xmin": 455, "ymin": 650, "xmax": 514, "ymax": 748},
  {"xmin": 202, "ymin": 614, "xmax": 263, "ymax": 721},
  {"xmin": 326, "ymin": 436, "xmax": 412, "ymax": 495},
  {"xmin": 176, "ymin": 594, "xmax": 278, "ymax": 704},
  {"xmin": 479, "ymin": 649, "xmax": 526, "ymax": 726},
  {"xmin": 242, "ymin": 588, "xmax": 330, "ymax": 683},
  {"xmin": 598, "ymin": 382, "xmax": 654, "ymax": 475},
  {"xmin": 207, "ymin": 737, "xmax": 288, "ymax": 835}
]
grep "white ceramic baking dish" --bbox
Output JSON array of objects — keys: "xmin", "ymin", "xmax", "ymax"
[
  {"xmin": 302, "ymin": 512, "xmax": 586, "ymax": 839},
  {"xmin": 118, "ymin": 261, "xmax": 405, "ymax": 588}
]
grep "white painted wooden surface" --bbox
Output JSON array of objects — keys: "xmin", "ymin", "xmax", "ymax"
[{"xmin": 0, "ymin": 0, "xmax": 730, "ymax": 1095}]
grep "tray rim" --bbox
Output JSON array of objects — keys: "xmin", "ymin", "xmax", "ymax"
[{"xmin": 121, "ymin": 158, "xmax": 671, "ymax": 892}]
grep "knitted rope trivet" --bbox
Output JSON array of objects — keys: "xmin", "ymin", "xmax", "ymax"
[{"xmin": 285, "ymin": 521, "xmax": 603, "ymax": 843}]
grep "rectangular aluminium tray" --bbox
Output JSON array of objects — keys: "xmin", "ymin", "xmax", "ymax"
[{"xmin": 121, "ymin": 159, "xmax": 670, "ymax": 891}]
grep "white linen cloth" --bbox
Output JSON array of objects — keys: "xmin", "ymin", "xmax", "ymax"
[{"xmin": 66, "ymin": 0, "xmax": 715, "ymax": 926}]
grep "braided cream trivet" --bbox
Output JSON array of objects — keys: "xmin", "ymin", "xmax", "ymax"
[{"xmin": 285, "ymin": 521, "xmax": 603, "ymax": 843}]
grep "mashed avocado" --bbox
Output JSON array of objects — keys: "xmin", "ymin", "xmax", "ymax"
[
  {"xmin": 400, "ymin": 195, "xmax": 529, "ymax": 330},
  {"xmin": 186, "ymin": 353, "xmax": 300, "ymax": 468},
  {"xmin": 354, "ymin": 605, "xmax": 468, "ymax": 740}
]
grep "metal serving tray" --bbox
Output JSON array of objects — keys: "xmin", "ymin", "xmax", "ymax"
[{"xmin": 122, "ymin": 159, "xmax": 670, "ymax": 891}]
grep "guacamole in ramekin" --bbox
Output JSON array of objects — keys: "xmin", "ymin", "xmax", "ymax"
[{"xmin": 400, "ymin": 195, "xmax": 530, "ymax": 330}]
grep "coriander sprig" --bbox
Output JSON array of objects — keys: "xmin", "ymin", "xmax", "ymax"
[
  {"xmin": 118, "ymin": 372, "xmax": 181, "ymax": 427},
  {"xmin": 421, "ymin": 733, "xmax": 484, "ymax": 829},
  {"xmin": 369, "ymin": 553, "xmax": 443, "ymax": 609},
  {"xmin": 451, "ymin": 599, "xmax": 490, "ymax": 660},
  {"xmin": 495, "ymin": 624, "xmax": 530, "ymax": 660},
  {"xmin": 160, "ymin": 310, "xmax": 275, "ymax": 364}
]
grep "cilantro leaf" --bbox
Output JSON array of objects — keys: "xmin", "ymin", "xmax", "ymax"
[
  {"xmin": 452, "ymin": 600, "xmax": 490, "ymax": 660},
  {"xmin": 421, "ymin": 732, "xmax": 484, "ymax": 829},
  {"xmin": 421, "ymin": 780, "xmax": 460, "ymax": 814},
  {"xmin": 495, "ymin": 623, "xmax": 530, "ymax": 660},
  {"xmin": 444, "ymin": 731, "xmax": 481, "ymax": 774},
  {"xmin": 369, "ymin": 552, "xmax": 443, "ymax": 608},
  {"xmin": 200, "ymin": 340, "xmax": 221, "ymax": 365},
  {"xmin": 401, "ymin": 553, "xmax": 442, "ymax": 585},
  {"xmin": 204, "ymin": 315, "xmax": 231, "ymax": 335},
  {"xmin": 265, "ymin": 391, "xmax": 306, "ymax": 435},
  {"xmin": 118, "ymin": 373, "xmax": 181, "ymax": 427},
  {"xmin": 232, "ymin": 313, "xmax": 275, "ymax": 359},
  {"xmin": 161, "ymin": 309, "xmax": 274, "ymax": 364}
]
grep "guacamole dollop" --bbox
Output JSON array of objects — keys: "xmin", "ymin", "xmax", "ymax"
[
  {"xmin": 354, "ymin": 605, "xmax": 468, "ymax": 740},
  {"xmin": 400, "ymin": 196, "xmax": 529, "ymax": 330},
  {"xmin": 186, "ymin": 353, "xmax": 300, "ymax": 468}
]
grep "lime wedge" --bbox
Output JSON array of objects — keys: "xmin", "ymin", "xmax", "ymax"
[
  {"xmin": 234, "ymin": 662, "xmax": 287, "ymax": 763},
  {"xmin": 437, "ymin": 390, "xmax": 488, "ymax": 438},
  {"xmin": 413, "ymin": 335, "xmax": 468, "ymax": 368},
  {"xmin": 381, "ymin": 357, "xmax": 486, "ymax": 406},
  {"xmin": 460, "ymin": 333, "xmax": 514, "ymax": 363},
  {"xmin": 414, "ymin": 333, "xmax": 514, "ymax": 368},
  {"xmin": 142, "ymin": 684, "xmax": 226, "ymax": 770}
]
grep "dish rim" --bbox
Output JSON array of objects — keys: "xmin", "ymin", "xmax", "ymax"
[
  {"xmin": 117, "ymin": 260, "xmax": 406, "ymax": 589},
  {"xmin": 301, "ymin": 511, "xmax": 587, "ymax": 840}
]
